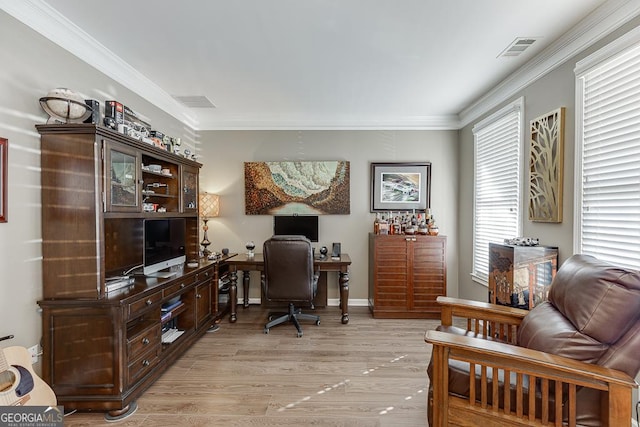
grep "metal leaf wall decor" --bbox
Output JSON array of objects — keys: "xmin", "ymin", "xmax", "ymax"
[{"xmin": 529, "ymin": 107, "xmax": 565, "ymax": 222}]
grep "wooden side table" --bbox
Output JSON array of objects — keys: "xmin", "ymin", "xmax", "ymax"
[{"xmin": 488, "ymin": 243, "xmax": 558, "ymax": 309}]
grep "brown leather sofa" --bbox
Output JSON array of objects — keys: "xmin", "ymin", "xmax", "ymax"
[{"xmin": 425, "ymin": 254, "xmax": 640, "ymax": 426}]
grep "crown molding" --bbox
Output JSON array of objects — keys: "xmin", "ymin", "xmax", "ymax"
[
  {"xmin": 3, "ymin": 0, "xmax": 639, "ymax": 131},
  {"xmin": 458, "ymin": 0, "xmax": 640, "ymax": 128},
  {"xmin": 194, "ymin": 115, "xmax": 461, "ymax": 131},
  {"xmin": 0, "ymin": 0, "xmax": 199, "ymax": 129}
]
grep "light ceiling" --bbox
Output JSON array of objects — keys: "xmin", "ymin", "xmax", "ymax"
[{"xmin": 3, "ymin": 0, "xmax": 639, "ymax": 130}]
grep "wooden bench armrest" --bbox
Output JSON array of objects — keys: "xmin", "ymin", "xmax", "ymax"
[
  {"xmin": 438, "ymin": 296, "xmax": 529, "ymax": 323},
  {"xmin": 426, "ymin": 329, "xmax": 636, "ymax": 426},
  {"xmin": 437, "ymin": 297, "xmax": 528, "ymax": 343},
  {"xmin": 425, "ymin": 329, "xmax": 637, "ymax": 389}
]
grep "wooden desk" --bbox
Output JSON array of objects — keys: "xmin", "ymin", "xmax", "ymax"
[{"xmin": 227, "ymin": 253, "xmax": 352, "ymax": 324}]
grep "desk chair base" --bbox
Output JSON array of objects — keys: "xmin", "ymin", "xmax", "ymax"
[{"xmin": 264, "ymin": 303, "xmax": 320, "ymax": 337}]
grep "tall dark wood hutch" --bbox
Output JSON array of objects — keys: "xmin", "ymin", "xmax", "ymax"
[{"xmin": 36, "ymin": 124, "xmax": 228, "ymax": 418}]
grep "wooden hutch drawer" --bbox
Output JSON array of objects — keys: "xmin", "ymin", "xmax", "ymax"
[
  {"xmin": 195, "ymin": 267, "xmax": 214, "ymax": 284},
  {"xmin": 127, "ymin": 345, "xmax": 161, "ymax": 387},
  {"xmin": 163, "ymin": 277, "xmax": 196, "ymax": 299},
  {"xmin": 127, "ymin": 322, "xmax": 161, "ymax": 360},
  {"xmin": 127, "ymin": 291, "xmax": 162, "ymax": 319}
]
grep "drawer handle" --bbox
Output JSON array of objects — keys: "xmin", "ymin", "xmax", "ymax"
[
  {"xmin": 142, "ymin": 359, "xmax": 150, "ymax": 367},
  {"xmin": 180, "ymin": 283, "xmax": 185, "ymax": 289},
  {"xmin": 196, "ymin": 293, "xmax": 201, "ymax": 299},
  {"xmin": 142, "ymin": 337, "xmax": 150, "ymax": 345},
  {"xmin": 145, "ymin": 299, "xmax": 153, "ymax": 306}
]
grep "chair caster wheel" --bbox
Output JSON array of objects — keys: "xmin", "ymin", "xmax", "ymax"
[
  {"xmin": 316, "ymin": 320, "xmax": 321, "ymax": 326},
  {"xmin": 297, "ymin": 332, "xmax": 303, "ymax": 338},
  {"xmin": 264, "ymin": 328, "xmax": 269, "ymax": 334}
]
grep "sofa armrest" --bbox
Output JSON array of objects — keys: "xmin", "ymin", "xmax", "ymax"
[
  {"xmin": 425, "ymin": 329, "xmax": 637, "ymax": 426},
  {"xmin": 437, "ymin": 296, "xmax": 529, "ymax": 343}
]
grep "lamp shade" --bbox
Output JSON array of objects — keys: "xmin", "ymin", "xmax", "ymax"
[{"xmin": 199, "ymin": 193, "xmax": 219, "ymax": 219}]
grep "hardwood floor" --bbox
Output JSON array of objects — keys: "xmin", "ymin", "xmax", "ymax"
[{"xmin": 63, "ymin": 306, "xmax": 438, "ymax": 426}]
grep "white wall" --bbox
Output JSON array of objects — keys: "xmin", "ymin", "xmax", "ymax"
[
  {"xmin": 0, "ymin": 11, "xmax": 196, "ymax": 352},
  {"xmin": 456, "ymin": 16, "xmax": 640, "ymax": 303},
  {"xmin": 0, "ymin": 10, "xmax": 461, "ymax": 352},
  {"xmin": 198, "ymin": 130, "xmax": 459, "ymax": 303}
]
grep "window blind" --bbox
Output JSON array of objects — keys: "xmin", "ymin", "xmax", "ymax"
[
  {"xmin": 576, "ymin": 40, "xmax": 640, "ymax": 270},
  {"xmin": 472, "ymin": 99, "xmax": 522, "ymax": 284}
]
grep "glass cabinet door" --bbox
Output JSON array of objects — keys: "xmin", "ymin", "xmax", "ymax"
[
  {"xmin": 103, "ymin": 140, "xmax": 140, "ymax": 212},
  {"xmin": 181, "ymin": 165, "xmax": 198, "ymax": 213}
]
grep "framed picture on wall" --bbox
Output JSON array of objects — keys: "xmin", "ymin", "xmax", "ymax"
[
  {"xmin": 244, "ymin": 161, "xmax": 350, "ymax": 215},
  {"xmin": 370, "ymin": 162, "xmax": 431, "ymax": 212},
  {"xmin": 0, "ymin": 137, "xmax": 7, "ymax": 222}
]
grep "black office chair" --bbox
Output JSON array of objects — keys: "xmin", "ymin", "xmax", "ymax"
[{"xmin": 262, "ymin": 235, "xmax": 321, "ymax": 337}]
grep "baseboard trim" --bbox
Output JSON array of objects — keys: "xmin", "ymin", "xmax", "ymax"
[{"xmin": 242, "ymin": 297, "xmax": 369, "ymax": 307}]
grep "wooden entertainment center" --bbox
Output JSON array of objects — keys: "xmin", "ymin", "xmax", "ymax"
[{"xmin": 36, "ymin": 124, "xmax": 227, "ymax": 418}]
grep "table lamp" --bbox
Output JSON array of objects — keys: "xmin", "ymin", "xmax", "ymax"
[{"xmin": 199, "ymin": 192, "xmax": 219, "ymax": 256}]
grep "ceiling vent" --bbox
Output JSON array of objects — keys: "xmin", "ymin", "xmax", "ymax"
[
  {"xmin": 172, "ymin": 95, "xmax": 216, "ymax": 108},
  {"xmin": 498, "ymin": 37, "xmax": 539, "ymax": 58}
]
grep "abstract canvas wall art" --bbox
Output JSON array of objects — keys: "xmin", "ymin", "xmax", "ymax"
[{"xmin": 244, "ymin": 161, "xmax": 350, "ymax": 215}]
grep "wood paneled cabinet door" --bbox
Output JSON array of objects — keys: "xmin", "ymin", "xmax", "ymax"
[
  {"xmin": 368, "ymin": 233, "xmax": 447, "ymax": 318},
  {"xmin": 194, "ymin": 272, "xmax": 213, "ymax": 330}
]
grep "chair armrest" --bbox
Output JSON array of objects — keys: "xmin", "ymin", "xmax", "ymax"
[
  {"xmin": 425, "ymin": 329, "xmax": 637, "ymax": 426},
  {"xmin": 437, "ymin": 296, "xmax": 528, "ymax": 343},
  {"xmin": 426, "ymin": 330, "xmax": 636, "ymax": 388},
  {"xmin": 438, "ymin": 296, "xmax": 529, "ymax": 324}
]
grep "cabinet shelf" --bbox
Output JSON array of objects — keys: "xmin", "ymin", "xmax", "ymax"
[
  {"xmin": 142, "ymin": 170, "xmax": 175, "ymax": 179},
  {"xmin": 161, "ymin": 302, "xmax": 187, "ymax": 324},
  {"xmin": 143, "ymin": 193, "xmax": 176, "ymax": 199}
]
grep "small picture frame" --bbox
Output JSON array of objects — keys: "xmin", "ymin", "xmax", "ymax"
[
  {"xmin": 370, "ymin": 162, "xmax": 431, "ymax": 212},
  {"xmin": 0, "ymin": 137, "xmax": 7, "ymax": 222}
]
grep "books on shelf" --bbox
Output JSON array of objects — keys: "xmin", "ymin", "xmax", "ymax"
[
  {"xmin": 161, "ymin": 311, "xmax": 172, "ymax": 323},
  {"xmin": 161, "ymin": 300, "xmax": 183, "ymax": 312}
]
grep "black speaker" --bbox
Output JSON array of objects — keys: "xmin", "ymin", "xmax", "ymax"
[{"xmin": 331, "ymin": 242, "xmax": 341, "ymax": 258}]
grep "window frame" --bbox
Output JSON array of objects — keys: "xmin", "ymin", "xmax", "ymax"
[
  {"xmin": 574, "ymin": 26, "xmax": 640, "ymax": 269},
  {"xmin": 471, "ymin": 97, "xmax": 524, "ymax": 286}
]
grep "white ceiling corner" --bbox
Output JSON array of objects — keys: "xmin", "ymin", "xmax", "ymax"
[{"xmin": 2, "ymin": 0, "xmax": 639, "ymax": 131}]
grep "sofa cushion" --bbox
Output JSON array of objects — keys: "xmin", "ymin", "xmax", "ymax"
[
  {"xmin": 597, "ymin": 319, "xmax": 640, "ymax": 376},
  {"xmin": 547, "ymin": 254, "xmax": 640, "ymax": 345},
  {"xmin": 517, "ymin": 301, "xmax": 608, "ymax": 363}
]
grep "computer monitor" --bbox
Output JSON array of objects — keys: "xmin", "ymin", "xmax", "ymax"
[
  {"xmin": 273, "ymin": 215, "xmax": 319, "ymax": 242},
  {"xmin": 143, "ymin": 218, "xmax": 186, "ymax": 277}
]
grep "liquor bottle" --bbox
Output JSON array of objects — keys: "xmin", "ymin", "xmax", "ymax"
[
  {"xmin": 378, "ymin": 216, "xmax": 389, "ymax": 235},
  {"xmin": 392, "ymin": 216, "xmax": 401, "ymax": 235}
]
